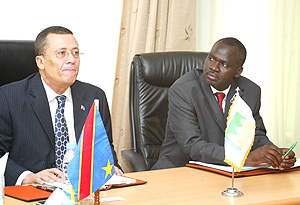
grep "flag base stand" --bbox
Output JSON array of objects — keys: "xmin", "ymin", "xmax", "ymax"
[
  {"xmin": 222, "ymin": 188, "xmax": 243, "ymax": 197},
  {"xmin": 222, "ymin": 167, "xmax": 243, "ymax": 197}
]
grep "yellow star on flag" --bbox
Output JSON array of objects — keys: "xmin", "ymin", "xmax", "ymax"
[{"xmin": 102, "ymin": 159, "xmax": 114, "ymax": 179}]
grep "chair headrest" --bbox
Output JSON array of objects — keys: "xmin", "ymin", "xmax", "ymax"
[
  {"xmin": 0, "ymin": 40, "xmax": 38, "ymax": 87},
  {"xmin": 133, "ymin": 51, "xmax": 208, "ymax": 87}
]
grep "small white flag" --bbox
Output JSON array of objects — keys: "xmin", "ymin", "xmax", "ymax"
[{"xmin": 224, "ymin": 88, "xmax": 255, "ymax": 172}]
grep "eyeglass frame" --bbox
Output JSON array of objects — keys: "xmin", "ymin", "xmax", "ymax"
[{"xmin": 39, "ymin": 48, "xmax": 84, "ymax": 59}]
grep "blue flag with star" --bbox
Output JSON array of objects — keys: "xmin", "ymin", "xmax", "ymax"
[{"xmin": 68, "ymin": 102, "xmax": 115, "ymax": 200}]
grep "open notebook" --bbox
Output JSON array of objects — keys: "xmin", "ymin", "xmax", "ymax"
[{"xmin": 187, "ymin": 158, "xmax": 300, "ymax": 177}]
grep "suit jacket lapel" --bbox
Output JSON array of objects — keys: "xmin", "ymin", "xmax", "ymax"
[
  {"xmin": 199, "ymin": 74, "xmax": 226, "ymax": 131},
  {"xmin": 29, "ymin": 73, "xmax": 55, "ymax": 147},
  {"xmin": 71, "ymin": 81, "xmax": 89, "ymax": 143}
]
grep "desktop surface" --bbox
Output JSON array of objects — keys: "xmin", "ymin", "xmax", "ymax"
[
  {"xmin": 5, "ymin": 166, "xmax": 300, "ymax": 204},
  {"xmin": 101, "ymin": 167, "xmax": 300, "ymax": 204}
]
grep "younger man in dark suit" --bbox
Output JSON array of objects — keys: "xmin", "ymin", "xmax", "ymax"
[
  {"xmin": 152, "ymin": 37, "xmax": 296, "ymax": 170},
  {"xmin": 0, "ymin": 26, "xmax": 123, "ymax": 186}
]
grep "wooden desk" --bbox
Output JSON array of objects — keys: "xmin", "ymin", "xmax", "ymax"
[{"xmin": 5, "ymin": 167, "xmax": 300, "ymax": 204}]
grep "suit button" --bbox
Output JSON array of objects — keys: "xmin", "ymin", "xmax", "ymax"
[{"xmin": 51, "ymin": 163, "xmax": 56, "ymax": 168}]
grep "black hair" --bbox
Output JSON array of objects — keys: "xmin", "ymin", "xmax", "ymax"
[
  {"xmin": 216, "ymin": 37, "xmax": 247, "ymax": 66},
  {"xmin": 34, "ymin": 26, "xmax": 73, "ymax": 56}
]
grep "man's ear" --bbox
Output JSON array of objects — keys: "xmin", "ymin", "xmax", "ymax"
[
  {"xmin": 35, "ymin": 55, "xmax": 45, "ymax": 70},
  {"xmin": 234, "ymin": 66, "xmax": 243, "ymax": 78}
]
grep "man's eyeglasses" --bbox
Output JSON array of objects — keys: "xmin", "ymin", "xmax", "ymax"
[{"xmin": 41, "ymin": 49, "xmax": 83, "ymax": 59}]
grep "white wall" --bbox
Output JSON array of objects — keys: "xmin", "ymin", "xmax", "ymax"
[
  {"xmin": 0, "ymin": 0, "xmax": 123, "ymax": 107},
  {"xmin": 196, "ymin": 0, "xmax": 270, "ymax": 118},
  {"xmin": 222, "ymin": 0, "xmax": 271, "ymax": 119}
]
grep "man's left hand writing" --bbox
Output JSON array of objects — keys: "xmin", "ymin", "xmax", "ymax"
[{"xmin": 279, "ymin": 148, "xmax": 296, "ymax": 169}]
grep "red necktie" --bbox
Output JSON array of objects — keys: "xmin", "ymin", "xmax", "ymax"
[{"xmin": 215, "ymin": 92, "xmax": 225, "ymax": 113}]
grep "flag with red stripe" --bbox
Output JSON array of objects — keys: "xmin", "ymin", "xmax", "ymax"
[{"xmin": 67, "ymin": 102, "xmax": 115, "ymax": 200}]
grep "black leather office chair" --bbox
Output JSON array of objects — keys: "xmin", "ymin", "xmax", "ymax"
[
  {"xmin": 121, "ymin": 51, "xmax": 208, "ymax": 172},
  {"xmin": 0, "ymin": 40, "xmax": 38, "ymax": 87}
]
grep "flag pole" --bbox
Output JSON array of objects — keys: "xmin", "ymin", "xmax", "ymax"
[
  {"xmin": 222, "ymin": 167, "xmax": 243, "ymax": 197},
  {"xmin": 231, "ymin": 167, "xmax": 234, "ymax": 188},
  {"xmin": 94, "ymin": 99, "xmax": 101, "ymax": 205},
  {"xmin": 94, "ymin": 189, "xmax": 100, "ymax": 204}
]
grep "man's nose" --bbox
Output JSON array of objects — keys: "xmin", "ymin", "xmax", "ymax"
[
  {"xmin": 211, "ymin": 61, "xmax": 220, "ymax": 72},
  {"xmin": 66, "ymin": 51, "xmax": 77, "ymax": 63}
]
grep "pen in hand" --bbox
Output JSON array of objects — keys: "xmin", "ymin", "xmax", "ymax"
[{"xmin": 283, "ymin": 142, "xmax": 298, "ymax": 158}]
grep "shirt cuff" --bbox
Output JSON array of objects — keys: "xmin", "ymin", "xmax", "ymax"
[{"xmin": 16, "ymin": 170, "xmax": 33, "ymax": 185}]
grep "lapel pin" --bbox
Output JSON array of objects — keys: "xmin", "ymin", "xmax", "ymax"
[{"xmin": 81, "ymin": 105, "xmax": 85, "ymax": 111}]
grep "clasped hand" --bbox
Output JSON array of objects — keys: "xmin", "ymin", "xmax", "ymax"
[
  {"xmin": 245, "ymin": 145, "xmax": 296, "ymax": 169},
  {"xmin": 22, "ymin": 168, "xmax": 63, "ymax": 185}
]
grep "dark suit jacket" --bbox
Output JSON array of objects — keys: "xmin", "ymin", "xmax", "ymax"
[
  {"xmin": 0, "ymin": 73, "xmax": 120, "ymax": 186},
  {"xmin": 152, "ymin": 68, "xmax": 274, "ymax": 169}
]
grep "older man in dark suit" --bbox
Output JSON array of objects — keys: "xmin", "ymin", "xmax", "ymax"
[
  {"xmin": 0, "ymin": 26, "xmax": 122, "ymax": 186},
  {"xmin": 152, "ymin": 37, "xmax": 296, "ymax": 170}
]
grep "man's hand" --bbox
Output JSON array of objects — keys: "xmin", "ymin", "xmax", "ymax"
[
  {"xmin": 114, "ymin": 166, "xmax": 124, "ymax": 176},
  {"xmin": 280, "ymin": 148, "xmax": 296, "ymax": 169},
  {"xmin": 245, "ymin": 145, "xmax": 283, "ymax": 168},
  {"xmin": 22, "ymin": 168, "xmax": 63, "ymax": 185}
]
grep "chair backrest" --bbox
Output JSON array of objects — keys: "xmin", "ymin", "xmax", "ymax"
[
  {"xmin": 130, "ymin": 51, "xmax": 208, "ymax": 170},
  {"xmin": 0, "ymin": 40, "xmax": 38, "ymax": 87}
]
